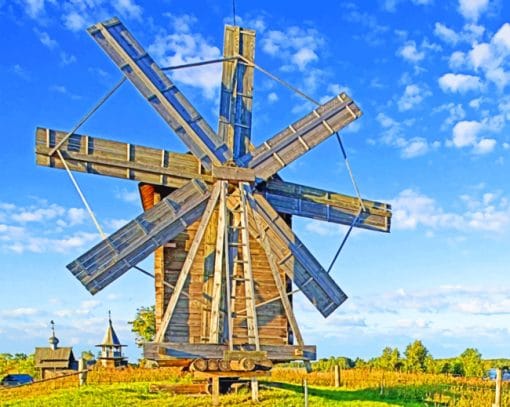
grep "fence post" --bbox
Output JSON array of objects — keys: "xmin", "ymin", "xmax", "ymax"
[
  {"xmin": 334, "ymin": 365, "xmax": 340, "ymax": 387},
  {"xmin": 493, "ymin": 368, "xmax": 502, "ymax": 407},
  {"xmin": 303, "ymin": 378, "xmax": 308, "ymax": 407},
  {"xmin": 78, "ymin": 358, "xmax": 87, "ymax": 386}
]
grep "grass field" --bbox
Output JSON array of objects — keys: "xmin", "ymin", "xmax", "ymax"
[
  {"xmin": 1, "ymin": 382, "xmax": 423, "ymax": 407},
  {"xmin": 0, "ymin": 367, "xmax": 506, "ymax": 406}
]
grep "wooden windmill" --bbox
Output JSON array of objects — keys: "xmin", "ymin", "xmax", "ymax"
[{"xmin": 35, "ymin": 18, "xmax": 391, "ymax": 373}]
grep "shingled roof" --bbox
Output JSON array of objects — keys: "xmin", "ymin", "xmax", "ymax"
[
  {"xmin": 34, "ymin": 347, "xmax": 76, "ymax": 369},
  {"xmin": 96, "ymin": 314, "xmax": 126, "ymax": 347}
]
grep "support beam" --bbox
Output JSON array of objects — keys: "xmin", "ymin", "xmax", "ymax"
[{"xmin": 209, "ymin": 182, "xmax": 228, "ymax": 342}]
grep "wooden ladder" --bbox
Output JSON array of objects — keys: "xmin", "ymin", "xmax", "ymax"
[{"xmin": 228, "ymin": 183, "xmax": 260, "ymax": 351}]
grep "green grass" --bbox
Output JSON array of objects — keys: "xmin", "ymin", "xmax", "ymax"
[{"xmin": 1, "ymin": 381, "xmax": 425, "ymax": 407}]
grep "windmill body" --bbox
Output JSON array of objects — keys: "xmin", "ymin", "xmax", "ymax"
[{"xmin": 35, "ymin": 17, "xmax": 392, "ymax": 371}]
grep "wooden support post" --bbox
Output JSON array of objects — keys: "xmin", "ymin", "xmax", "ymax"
[
  {"xmin": 303, "ymin": 378, "xmax": 309, "ymax": 407},
  {"xmin": 334, "ymin": 365, "xmax": 340, "ymax": 387},
  {"xmin": 212, "ymin": 376, "xmax": 220, "ymax": 406},
  {"xmin": 78, "ymin": 358, "xmax": 87, "ymax": 386},
  {"xmin": 210, "ymin": 181, "xmax": 228, "ymax": 343},
  {"xmin": 493, "ymin": 368, "xmax": 502, "ymax": 407},
  {"xmin": 251, "ymin": 377, "xmax": 259, "ymax": 402}
]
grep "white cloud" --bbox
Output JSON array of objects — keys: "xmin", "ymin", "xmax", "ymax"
[
  {"xmin": 449, "ymin": 51, "xmax": 466, "ymax": 69},
  {"xmin": 391, "ymin": 188, "xmax": 510, "ymax": 232},
  {"xmin": 434, "ymin": 23, "xmax": 459, "ymax": 45},
  {"xmin": 376, "ymin": 112, "xmax": 437, "ymax": 158},
  {"xmin": 398, "ymin": 40, "xmax": 425, "ymax": 63},
  {"xmin": 305, "ymin": 220, "xmax": 342, "ymax": 236},
  {"xmin": 60, "ymin": 52, "xmax": 77, "ymax": 65},
  {"xmin": 1, "ymin": 307, "xmax": 40, "ymax": 317},
  {"xmin": 267, "ymin": 92, "xmax": 278, "ymax": 103},
  {"xmin": 261, "ymin": 26, "xmax": 325, "ymax": 72},
  {"xmin": 397, "ymin": 84, "xmax": 430, "ymax": 111},
  {"xmin": 434, "ymin": 103, "xmax": 466, "ymax": 130},
  {"xmin": 113, "ymin": 0, "xmax": 142, "ymax": 21},
  {"xmin": 22, "ymin": 0, "xmax": 45, "ymax": 18},
  {"xmin": 148, "ymin": 15, "xmax": 222, "ymax": 99},
  {"xmin": 35, "ymin": 29, "xmax": 57, "ymax": 49},
  {"xmin": 115, "ymin": 189, "xmax": 139, "ymax": 203},
  {"xmin": 473, "ymin": 137, "xmax": 497, "ymax": 154},
  {"xmin": 452, "ymin": 120, "xmax": 483, "ymax": 147},
  {"xmin": 63, "ymin": 11, "xmax": 88, "ymax": 32},
  {"xmin": 438, "ymin": 73, "xmax": 482, "ymax": 93},
  {"xmin": 401, "ymin": 137, "xmax": 431, "ymax": 158},
  {"xmin": 458, "ymin": 0, "xmax": 489, "ymax": 21}
]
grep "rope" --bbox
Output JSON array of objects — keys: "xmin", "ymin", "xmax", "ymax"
[
  {"xmin": 49, "ymin": 76, "xmax": 126, "ymax": 156},
  {"xmin": 236, "ymin": 54, "xmax": 370, "ymax": 273},
  {"xmin": 57, "ymin": 150, "xmax": 106, "ymax": 239},
  {"xmin": 236, "ymin": 54, "xmax": 320, "ymax": 106},
  {"xmin": 335, "ymin": 132, "xmax": 366, "ymax": 212},
  {"xmin": 327, "ymin": 208, "xmax": 362, "ymax": 274},
  {"xmin": 160, "ymin": 57, "xmax": 238, "ymax": 71}
]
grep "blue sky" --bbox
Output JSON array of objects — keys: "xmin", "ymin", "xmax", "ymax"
[{"xmin": 1, "ymin": 0, "xmax": 510, "ymax": 363}]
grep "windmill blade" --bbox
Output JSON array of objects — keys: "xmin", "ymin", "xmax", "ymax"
[
  {"xmin": 35, "ymin": 127, "xmax": 211, "ymax": 189},
  {"xmin": 241, "ymin": 93, "xmax": 361, "ymax": 179},
  {"xmin": 263, "ymin": 178, "xmax": 391, "ymax": 233},
  {"xmin": 88, "ymin": 18, "xmax": 231, "ymax": 170},
  {"xmin": 244, "ymin": 188, "xmax": 347, "ymax": 317},
  {"xmin": 67, "ymin": 179, "xmax": 210, "ymax": 294}
]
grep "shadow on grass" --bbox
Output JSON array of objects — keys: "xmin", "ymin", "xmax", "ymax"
[{"xmin": 262, "ymin": 382, "xmax": 424, "ymax": 406}]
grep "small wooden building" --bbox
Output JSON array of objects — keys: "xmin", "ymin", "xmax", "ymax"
[
  {"xmin": 34, "ymin": 322, "xmax": 78, "ymax": 379},
  {"xmin": 96, "ymin": 313, "xmax": 127, "ymax": 368}
]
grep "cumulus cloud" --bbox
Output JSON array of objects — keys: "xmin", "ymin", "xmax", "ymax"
[
  {"xmin": 398, "ymin": 84, "xmax": 431, "ymax": 111},
  {"xmin": 148, "ymin": 14, "xmax": 222, "ymax": 99},
  {"xmin": 458, "ymin": 0, "xmax": 490, "ymax": 21},
  {"xmin": 449, "ymin": 119, "xmax": 500, "ymax": 154},
  {"xmin": 375, "ymin": 112, "xmax": 438, "ymax": 158},
  {"xmin": 261, "ymin": 25, "xmax": 325, "ymax": 73},
  {"xmin": 438, "ymin": 73, "xmax": 482, "ymax": 93},
  {"xmin": 391, "ymin": 188, "xmax": 510, "ymax": 232},
  {"xmin": 398, "ymin": 40, "xmax": 425, "ymax": 63},
  {"xmin": 0, "ymin": 200, "xmax": 100, "ymax": 254},
  {"xmin": 113, "ymin": 0, "xmax": 142, "ymax": 20}
]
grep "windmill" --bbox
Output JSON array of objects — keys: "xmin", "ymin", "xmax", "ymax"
[{"xmin": 35, "ymin": 17, "xmax": 391, "ymax": 375}]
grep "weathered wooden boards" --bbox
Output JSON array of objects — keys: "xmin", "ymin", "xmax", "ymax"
[
  {"xmin": 67, "ymin": 179, "xmax": 210, "ymax": 294},
  {"xmin": 242, "ymin": 93, "xmax": 362, "ymax": 179},
  {"xmin": 35, "ymin": 128, "xmax": 391, "ymax": 232},
  {"xmin": 247, "ymin": 191, "xmax": 347, "ymax": 317},
  {"xmin": 35, "ymin": 127, "xmax": 208, "ymax": 189},
  {"xmin": 88, "ymin": 17, "xmax": 232, "ymax": 169},
  {"xmin": 218, "ymin": 26, "xmax": 255, "ymax": 159},
  {"xmin": 264, "ymin": 178, "xmax": 391, "ymax": 233},
  {"xmin": 144, "ymin": 342, "xmax": 316, "ymax": 362}
]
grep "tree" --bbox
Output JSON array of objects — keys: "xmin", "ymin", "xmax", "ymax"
[
  {"xmin": 403, "ymin": 340, "xmax": 429, "ymax": 373},
  {"xmin": 459, "ymin": 348, "xmax": 484, "ymax": 377},
  {"xmin": 129, "ymin": 305, "xmax": 156, "ymax": 347},
  {"xmin": 376, "ymin": 347, "xmax": 401, "ymax": 371},
  {"xmin": 81, "ymin": 350, "xmax": 95, "ymax": 361}
]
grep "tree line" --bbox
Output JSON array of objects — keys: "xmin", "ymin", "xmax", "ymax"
[{"xmin": 310, "ymin": 340, "xmax": 509, "ymax": 378}]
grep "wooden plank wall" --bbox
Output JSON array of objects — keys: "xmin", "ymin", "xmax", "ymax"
[{"xmin": 152, "ymin": 191, "xmax": 290, "ymax": 346}]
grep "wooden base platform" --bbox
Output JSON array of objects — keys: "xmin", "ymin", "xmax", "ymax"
[{"xmin": 144, "ymin": 342, "xmax": 316, "ymax": 362}]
